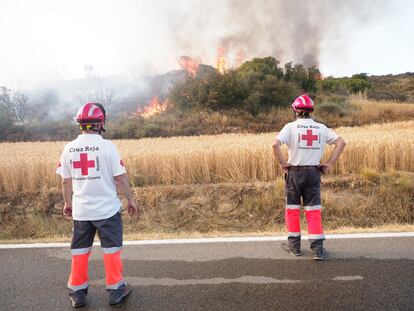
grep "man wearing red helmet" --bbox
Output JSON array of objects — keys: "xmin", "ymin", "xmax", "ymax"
[
  {"xmin": 272, "ymin": 94, "xmax": 346, "ymax": 260},
  {"xmin": 56, "ymin": 103, "xmax": 138, "ymax": 307}
]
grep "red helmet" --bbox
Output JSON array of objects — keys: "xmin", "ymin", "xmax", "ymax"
[
  {"xmin": 75, "ymin": 103, "xmax": 106, "ymax": 132},
  {"xmin": 291, "ymin": 94, "xmax": 314, "ymax": 112}
]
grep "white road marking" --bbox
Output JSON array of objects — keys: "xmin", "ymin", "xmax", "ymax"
[
  {"xmin": 90, "ymin": 276, "xmax": 301, "ymax": 287},
  {"xmin": 1, "ymin": 232, "xmax": 413, "ymax": 249},
  {"xmin": 91, "ymin": 275, "xmax": 365, "ymax": 286},
  {"xmin": 333, "ymin": 276, "xmax": 364, "ymax": 281}
]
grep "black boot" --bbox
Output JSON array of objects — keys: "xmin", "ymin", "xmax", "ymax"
[
  {"xmin": 283, "ymin": 236, "xmax": 302, "ymax": 256},
  {"xmin": 68, "ymin": 288, "xmax": 88, "ymax": 308},
  {"xmin": 310, "ymin": 239, "xmax": 328, "ymax": 260},
  {"xmin": 108, "ymin": 284, "xmax": 131, "ymax": 305}
]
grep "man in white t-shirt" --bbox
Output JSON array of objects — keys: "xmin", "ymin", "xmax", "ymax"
[
  {"xmin": 272, "ymin": 94, "xmax": 346, "ymax": 260},
  {"xmin": 57, "ymin": 103, "xmax": 138, "ymax": 307}
]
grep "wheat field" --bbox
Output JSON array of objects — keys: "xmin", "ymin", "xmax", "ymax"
[{"xmin": 0, "ymin": 121, "xmax": 413, "ymax": 192}]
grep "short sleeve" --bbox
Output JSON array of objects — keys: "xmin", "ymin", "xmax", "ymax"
[
  {"xmin": 275, "ymin": 124, "xmax": 291, "ymax": 145},
  {"xmin": 109, "ymin": 142, "xmax": 127, "ymax": 177},
  {"xmin": 326, "ymin": 128, "xmax": 339, "ymax": 144},
  {"xmin": 56, "ymin": 146, "xmax": 72, "ymax": 178}
]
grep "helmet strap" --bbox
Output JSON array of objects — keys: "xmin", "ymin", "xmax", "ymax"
[
  {"xmin": 79, "ymin": 123, "xmax": 102, "ymax": 132},
  {"xmin": 298, "ymin": 111, "xmax": 311, "ymax": 118},
  {"xmin": 293, "ymin": 110, "xmax": 311, "ymax": 119}
]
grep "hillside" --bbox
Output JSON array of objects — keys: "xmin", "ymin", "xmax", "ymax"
[
  {"xmin": 1, "ymin": 56, "xmax": 414, "ymax": 142},
  {"xmin": 367, "ymin": 72, "xmax": 414, "ymax": 102}
]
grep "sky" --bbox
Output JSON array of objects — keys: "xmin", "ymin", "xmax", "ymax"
[{"xmin": 0, "ymin": 0, "xmax": 413, "ymax": 90}]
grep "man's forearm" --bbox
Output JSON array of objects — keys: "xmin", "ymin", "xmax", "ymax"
[
  {"xmin": 272, "ymin": 141, "xmax": 288, "ymax": 165},
  {"xmin": 327, "ymin": 137, "xmax": 346, "ymax": 166},
  {"xmin": 62, "ymin": 178, "xmax": 73, "ymax": 205},
  {"xmin": 114, "ymin": 174, "xmax": 134, "ymax": 201}
]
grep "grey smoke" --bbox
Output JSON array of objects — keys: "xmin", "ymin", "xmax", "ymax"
[
  {"xmin": 14, "ymin": 0, "xmax": 390, "ymax": 121},
  {"xmin": 169, "ymin": 0, "xmax": 388, "ymax": 67}
]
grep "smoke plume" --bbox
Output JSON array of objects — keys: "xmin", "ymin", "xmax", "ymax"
[
  {"xmin": 169, "ymin": 0, "xmax": 385, "ymax": 68},
  {"xmin": 1, "ymin": 0, "xmax": 391, "ymax": 121}
]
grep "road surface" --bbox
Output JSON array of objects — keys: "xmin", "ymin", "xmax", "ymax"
[{"xmin": 1, "ymin": 233, "xmax": 413, "ymax": 310}]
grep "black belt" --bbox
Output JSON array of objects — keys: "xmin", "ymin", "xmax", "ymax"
[
  {"xmin": 288, "ymin": 165, "xmax": 319, "ymax": 170},
  {"xmin": 285, "ymin": 166, "xmax": 324, "ymax": 183}
]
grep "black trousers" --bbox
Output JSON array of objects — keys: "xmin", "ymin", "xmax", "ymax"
[{"xmin": 71, "ymin": 211, "xmax": 123, "ymax": 250}]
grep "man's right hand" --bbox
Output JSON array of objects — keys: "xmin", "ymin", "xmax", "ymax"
[
  {"xmin": 63, "ymin": 203, "xmax": 72, "ymax": 218},
  {"xmin": 319, "ymin": 163, "xmax": 332, "ymax": 175}
]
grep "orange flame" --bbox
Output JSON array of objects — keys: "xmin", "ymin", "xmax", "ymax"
[
  {"xmin": 136, "ymin": 96, "xmax": 170, "ymax": 118},
  {"xmin": 178, "ymin": 56, "xmax": 200, "ymax": 77},
  {"xmin": 216, "ymin": 47, "xmax": 227, "ymax": 74},
  {"xmin": 236, "ymin": 50, "xmax": 245, "ymax": 67}
]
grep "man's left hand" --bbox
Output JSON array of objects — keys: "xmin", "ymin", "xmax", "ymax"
[
  {"xmin": 281, "ymin": 163, "xmax": 291, "ymax": 173},
  {"xmin": 127, "ymin": 199, "xmax": 138, "ymax": 217}
]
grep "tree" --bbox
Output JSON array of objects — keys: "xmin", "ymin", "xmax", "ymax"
[
  {"xmin": 243, "ymin": 75, "xmax": 299, "ymax": 115},
  {"xmin": 27, "ymin": 90, "xmax": 59, "ymax": 122},
  {"xmin": 283, "ymin": 63, "xmax": 320, "ymax": 93},
  {"xmin": 75, "ymin": 87, "xmax": 116, "ymax": 109},
  {"xmin": 238, "ymin": 57, "xmax": 284, "ymax": 81},
  {"xmin": 214, "ymin": 71, "xmax": 248, "ymax": 110},
  {"xmin": 0, "ymin": 105, "xmax": 14, "ymax": 137},
  {"xmin": 168, "ymin": 57, "xmax": 320, "ymax": 115},
  {"xmin": 0, "ymin": 87, "xmax": 28, "ymax": 123},
  {"xmin": 352, "ymin": 73, "xmax": 368, "ymax": 80},
  {"xmin": 91, "ymin": 87, "xmax": 116, "ymax": 109},
  {"xmin": 318, "ymin": 75, "xmax": 370, "ymax": 95}
]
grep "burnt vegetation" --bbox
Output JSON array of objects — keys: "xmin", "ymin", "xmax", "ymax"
[{"xmin": 0, "ymin": 57, "xmax": 413, "ymax": 142}]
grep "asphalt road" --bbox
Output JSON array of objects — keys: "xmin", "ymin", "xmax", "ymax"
[{"xmin": 1, "ymin": 235, "xmax": 413, "ymax": 310}]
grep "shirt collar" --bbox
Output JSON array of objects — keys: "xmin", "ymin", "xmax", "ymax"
[{"xmin": 78, "ymin": 133, "xmax": 103, "ymax": 139}]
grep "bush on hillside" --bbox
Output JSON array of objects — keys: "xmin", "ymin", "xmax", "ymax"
[
  {"xmin": 169, "ymin": 57, "xmax": 317, "ymax": 115},
  {"xmin": 317, "ymin": 102, "xmax": 349, "ymax": 117},
  {"xmin": 318, "ymin": 74, "xmax": 371, "ymax": 96}
]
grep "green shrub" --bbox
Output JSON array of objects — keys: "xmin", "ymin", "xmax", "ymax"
[
  {"xmin": 135, "ymin": 123, "xmax": 166, "ymax": 138},
  {"xmin": 317, "ymin": 102, "xmax": 348, "ymax": 117}
]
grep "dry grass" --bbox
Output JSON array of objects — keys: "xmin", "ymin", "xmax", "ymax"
[
  {"xmin": 0, "ymin": 173, "xmax": 412, "ymax": 241},
  {"xmin": 0, "ymin": 120, "xmax": 413, "ymax": 192},
  {"xmin": 350, "ymin": 94, "xmax": 414, "ymax": 119},
  {"xmin": 315, "ymin": 94, "xmax": 414, "ymax": 127}
]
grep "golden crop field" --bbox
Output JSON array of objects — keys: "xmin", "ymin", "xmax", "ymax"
[{"xmin": 0, "ymin": 121, "xmax": 413, "ymax": 193}]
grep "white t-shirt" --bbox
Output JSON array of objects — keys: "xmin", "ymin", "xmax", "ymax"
[
  {"xmin": 56, "ymin": 134, "xmax": 126, "ymax": 221},
  {"xmin": 275, "ymin": 118, "xmax": 339, "ymax": 166}
]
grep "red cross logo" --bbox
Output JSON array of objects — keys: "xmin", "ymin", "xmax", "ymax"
[
  {"xmin": 301, "ymin": 129, "xmax": 319, "ymax": 146},
  {"xmin": 73, "ymin": 153, "xmax": 95, "ymax": 176}
]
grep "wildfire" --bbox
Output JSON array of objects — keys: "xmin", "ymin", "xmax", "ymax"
[
  {"xmin": 216, "ymin": 47, "xmax": 227, "ymax": 74},
  {"xmin": 136, "ymin": 96, "xmax": 170, "ymax": 118},
  {"xmin": 235, "ymin": 50, "xmax": 245, "ymax": 67},
  {"xmin": 178, "ymin": 55, "xmax": 200, "ymax": 77},
  {"xmin": 178, "ymin": 48, "xmax": 245, "ymax": 77},
  {"xmin": 216, "ymin": 48, "xmax": 245, "ymax": 74}
]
